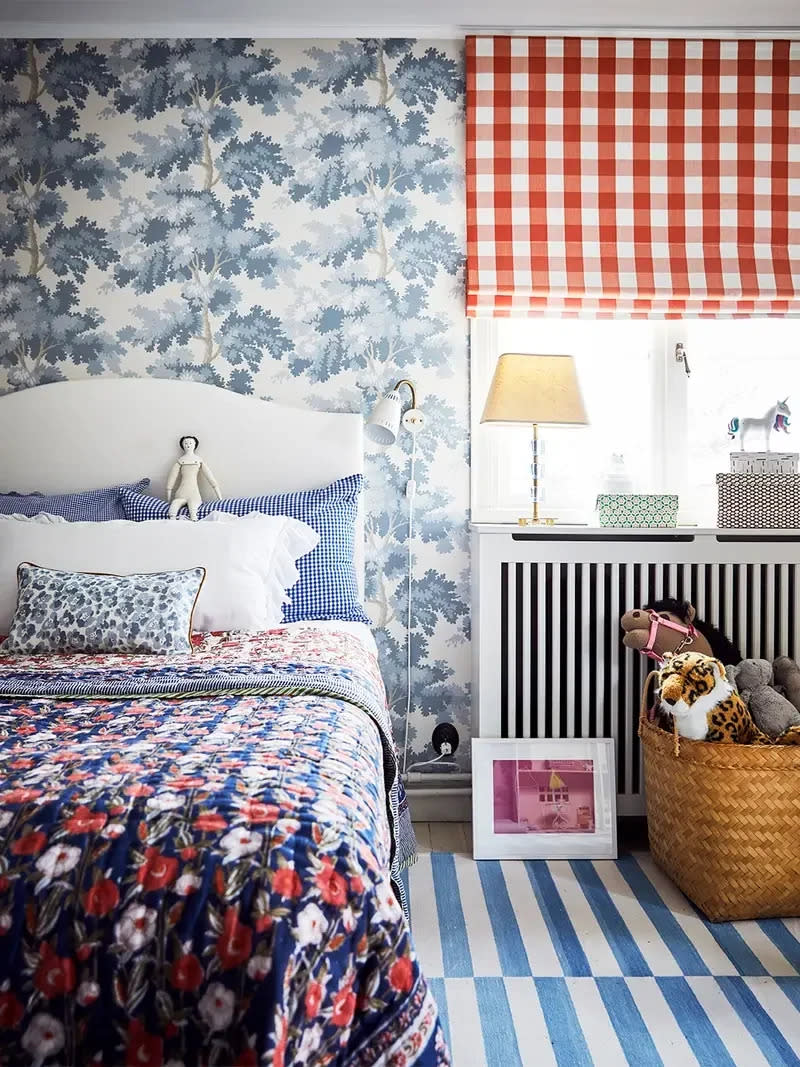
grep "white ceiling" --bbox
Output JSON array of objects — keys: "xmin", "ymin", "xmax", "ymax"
[{"xmin": 1, "ymin": 0, "xmax": 799, "ymax": 38}]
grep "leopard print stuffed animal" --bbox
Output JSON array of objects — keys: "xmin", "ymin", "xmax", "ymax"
[{"xmin": 658, "ymin": 651, "xmax": 800, "ymax": 745}]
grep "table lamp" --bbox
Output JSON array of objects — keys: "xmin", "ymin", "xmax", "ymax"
[{"xmin": 480, "ymin": 352, "xmax": 589, "ymax": 526}]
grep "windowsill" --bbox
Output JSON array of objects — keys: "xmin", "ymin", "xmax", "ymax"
[{"xmin": 471, "ymin": 522, "xmax": 800, "ymax": 538}]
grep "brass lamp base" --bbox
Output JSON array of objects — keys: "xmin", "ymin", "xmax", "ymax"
[{"xmin": 518, "ymin": 515, "xmax": 556, "ymax": 526}]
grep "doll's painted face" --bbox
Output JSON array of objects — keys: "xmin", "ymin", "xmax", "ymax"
[{"xmin": 181, "ymin": 437, "xmax": 197, "ymax": 454}]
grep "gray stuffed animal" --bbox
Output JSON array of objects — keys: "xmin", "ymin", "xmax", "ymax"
[
  {"xmin": 773, "ymin": 656, "xmax": 800, "ymax": 715},
  {"xmin": 734, "ymin": 659, "xmax": 800, "ymax": 738},
  {"xmin": 724, "ymin": 665, "xmax": 739, "ymax": 693}
]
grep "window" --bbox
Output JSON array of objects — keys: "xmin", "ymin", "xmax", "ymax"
[
  {"xmin": 471, "ymin": 319, "xmax": 800, "ymax": 527},
  {"xmin": 538, "ymin": 785, "xmax": 569, "ymax": 804},
  {"xmin": 681, "ymin": 321, "xmax": 800, "ymax": 527}
]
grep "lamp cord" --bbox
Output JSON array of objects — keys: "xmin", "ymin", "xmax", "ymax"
[{"xmin": 401, "ymin": 433, "xmax": 416, "ymax": 778}]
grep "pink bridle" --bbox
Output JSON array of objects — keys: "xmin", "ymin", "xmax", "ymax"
[{"xmin": 639, "ymin": 611, "xmax": 697, "ymax": 664}]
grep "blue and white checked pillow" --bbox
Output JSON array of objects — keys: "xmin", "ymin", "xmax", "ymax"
[
  {"xmin": 3, "ymin": 563, "xmax": 205, "ymax": 655},
  {"xmin": 120, "ymin": 474, "xmax": 368, "ymax": 624},
  {"xmin": 0, "ymin": 479, "xmax": 149, "ymax": 522}
]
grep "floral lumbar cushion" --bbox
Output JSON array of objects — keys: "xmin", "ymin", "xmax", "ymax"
[{"xmin": 3, "ymin": 564, "xmax": 205, "ymax": 655}]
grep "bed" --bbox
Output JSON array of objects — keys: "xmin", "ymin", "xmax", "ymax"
[{"xmin": 0, "ymin": 380, "xmax": 448, "ymax": 1066}]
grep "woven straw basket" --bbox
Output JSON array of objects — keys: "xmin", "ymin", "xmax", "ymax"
[{"xmin": 639, "ymin": 673, "xmax": 800, "ymax": 922}]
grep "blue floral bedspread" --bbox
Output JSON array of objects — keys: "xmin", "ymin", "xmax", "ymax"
[{"xmin": 0, "ymin": 629, "xmax": 449, "ymax": 1066}]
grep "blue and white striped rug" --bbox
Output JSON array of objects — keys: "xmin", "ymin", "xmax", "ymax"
[{"xmin": 402, "ymin": 851, "xmax": 800, "ymax": 1066}]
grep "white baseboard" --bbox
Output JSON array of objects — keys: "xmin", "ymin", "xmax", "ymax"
[{"xmin": 406, "ymin": 784, "xmax": 472, "ymax": 823}]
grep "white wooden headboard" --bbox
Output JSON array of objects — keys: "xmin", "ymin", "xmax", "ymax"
[{"xmin": 0, "ymin": 378, "xmax": 365, "ymax": 585}]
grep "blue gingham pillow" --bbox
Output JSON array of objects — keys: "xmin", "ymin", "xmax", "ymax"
[
  {"xmin": 121, "ymin": 474, "xmax": 368, "ymax": 624},
  {"xmin": 0, "ymin": 479, "xmax": 149, "ymax": 521}
]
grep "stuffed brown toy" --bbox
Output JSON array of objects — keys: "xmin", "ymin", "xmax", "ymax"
[
  {"xmin": 621, "ymin": 604, "xmax": 714, "ymax": 660},
  {"xmin": 621, "ymin": 598, "xmax": 742, "ymax": 664}
]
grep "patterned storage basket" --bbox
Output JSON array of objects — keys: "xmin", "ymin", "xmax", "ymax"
[
  {"xmin": 729, "ymin": 451, "xmax": 799, "ymax": 475},
  {"xmin": 596, "ymin": 493, "xmax": 678, "ymax": 528},
  {"xmin": 716, "ymin": 473, "xmax": 800, "ymax": 528},
  {"xmin": 639, "ymin": 674, "xmax": 800, "ymax": 921}
]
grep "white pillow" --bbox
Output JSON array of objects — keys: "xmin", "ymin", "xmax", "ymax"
[{"xmin": 0, "ymin": 513, "xmax": 318, "ymax": 634}]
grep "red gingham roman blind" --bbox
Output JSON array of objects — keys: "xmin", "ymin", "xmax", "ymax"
[{"xmin": 466, "ymin": 36, "xmax": 800, "ymax": 317}]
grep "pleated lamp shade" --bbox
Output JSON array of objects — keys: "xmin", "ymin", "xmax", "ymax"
[{"xmin": 480, "ymin": 353, "xmax": 589, "ymax": 427}]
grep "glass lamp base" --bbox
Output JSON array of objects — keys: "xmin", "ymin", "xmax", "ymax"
[{"xmin": 521, "ymin": 424, "xmax": 555, "ymax": 525}]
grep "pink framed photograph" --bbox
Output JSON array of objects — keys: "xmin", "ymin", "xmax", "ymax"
[{"xmin": 471, "ymin": 738, "xmax": 617, "ymax": 859}]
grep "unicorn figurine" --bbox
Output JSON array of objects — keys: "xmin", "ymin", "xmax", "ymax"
[{"xmin": 728, "ymin": 399, "xmax": 791, "ymax": 452}]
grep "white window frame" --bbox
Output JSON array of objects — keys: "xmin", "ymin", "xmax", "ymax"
[{"xmin": 470, "ymin": 319, "xmax": 693, "ymax": 525}]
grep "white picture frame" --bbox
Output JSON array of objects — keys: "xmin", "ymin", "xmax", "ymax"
[{"xmin": 471, "ymin": 738, "xmax": 618, "ymax": 860}]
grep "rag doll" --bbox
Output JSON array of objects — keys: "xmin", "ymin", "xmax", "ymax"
[{"xmin": 166, "ymin": 435, "xmax": 222, "ymax": 521}]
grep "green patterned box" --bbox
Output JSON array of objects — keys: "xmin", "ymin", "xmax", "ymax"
[{"xmin": 596, "ymin": 494, "xmax": 679, "ymax": 527}]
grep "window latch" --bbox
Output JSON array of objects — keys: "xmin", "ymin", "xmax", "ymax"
[{"xmin": 675, "ymin": 342, "xmax": 691, "ymax": 377}]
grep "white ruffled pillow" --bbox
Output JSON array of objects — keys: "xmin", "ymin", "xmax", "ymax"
[
  {"xmin": 0, "ymin": 512, "xmax": 318, "ymax": 634},
  {"xmin": 200, "ymin": 511, "xmax": 316, "ymax": 619},
  {"xmin": 7, "ymin": 512, "xmax": 67, "ymax": 524}
]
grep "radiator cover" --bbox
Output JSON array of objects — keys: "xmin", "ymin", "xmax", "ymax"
[{"xmin": 472, "ymin": 526, "xmax": 800, "ymax": 815}]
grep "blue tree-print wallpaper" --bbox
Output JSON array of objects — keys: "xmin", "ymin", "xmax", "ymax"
[{"xmin": 0, "ymin": 38, "xmax": 471, "ymax": 769}]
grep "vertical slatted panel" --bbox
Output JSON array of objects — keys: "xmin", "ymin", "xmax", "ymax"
[
  {"xmin": 736, "ymin": 565, "xmax": 748, "ymax": 659},
  {"xmin": 681, "ymin": 564, "xmax": 692, "ymax": 610},
  {"xmin": 653, "ymin": 562, "xmax": 663, "ymax": 602},
  {"xmin": 536, "ymin": 562, "xmax": 547, "ymax": 738},
  {"xmin": 607, "ymin": 564, "xmax": 621, "ymax": 790},
  {"xmin": 506, "ymin": 563, "xmax": 516, "ymax": 735},
  {"xmin": 594, "ymin": 564, "xmax": 605, "ymax": 741},
  {"xmin": 723, "ymin": 563, "xmax": 734, "ymax": 650},
  {"xmin": 633, "ymin": 563, "xmax": 651, "ymax": 796},
  {"xmin": 496, "ymin": 553, "xmax": 800, "ymax": 804},
  {"xmin": 622, "ymin": 563, "xmax": 634, "ymax": 797},
  {"xmin": 779, "ymin": 564, "xmax": 789, "ymax": 656},
  {"xmin": 574, "ymin": 563, "xmax": 583, "ymax": 735},
  {"xmin": 712, "ymin": 563, "xmax": 725, "ymax": 635},
  {"xmin": 695, "ymin": 564, "xmax": 706, "ymax": 627},
  {"xmin": 748, "ymin": 564, "xmax": 758, "ymax": 658},
  {"xmin": 500, "ymin": 562, "xmax": 508, "ymax": 737},
  {"xmin": 550, "ymin": 563, "xmax": 561, "ymax": 739},
  {"xmin": 514, "ymin": 564, "xmax": 524, "ymax": 736},
  {"xmin": 550, "ymin": 563, "xmax": 554, "ymax": 738},
  {"xmin": 616, "ymin": 564, "xmax": 627, "ymax": 794},
  {"xmin": 565, "ymin": 563, "xmax": 576, "ymax": 738},
  {"xmin": 528, "ymin": 562, "xmax": 538, "ymax": 736},
  {"xmin": 763, "ymin": 564, "xmax": 775, "ymax": 662},
  {"xmin": 678, "ymin": 563, "xmax": 691, "ymax": 606},
  {"xmin": 580, "ymin": 563, "xmax": 591, "ymax": 739},
  {"xmin": 667, "ymin": 563, "xmax": 678, "ymax": 603},
  {"xmin": 520, "ymin": 562, "xmax": 531, "ymax": 736}
]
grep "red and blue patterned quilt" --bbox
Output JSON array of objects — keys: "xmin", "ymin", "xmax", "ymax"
[{"xmin": 0, "ymin": 628, "xmax": 449, "ymax": 1066}]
